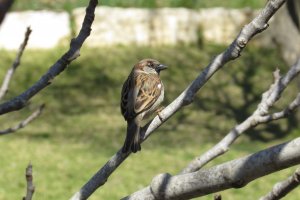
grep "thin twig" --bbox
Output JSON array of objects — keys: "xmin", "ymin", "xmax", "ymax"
[
  {"xmin": 259, "ymin": 167, "xmax": 300, "ymax": 200},
  {"xmin": 0, "ymin": 104, "xmax": 45, "ymax": 135},
  {"xmin": 258, "ymin": 93, "xmax": 300, "ymax": 123},
  {"xmin": 0, "ymin": 26, "xmax": 32, "ymax": 101},
  {"xmin": 70, "ymin": 1, "xmax": 286, "ymax": 199},
  {"xmin": 122, "ymin": 58, "xmax": 300, "ymax": 200},
  {"xmin": 181, "ymin": 58, "xmax": 300, "ymax": 174},
  {"xmin": 0, "ymin": 0, "xmax": 98, "ymax": 114},
  {"xmin": 23, "ymin": 163, "xmax": 35, "ymax": 200}
]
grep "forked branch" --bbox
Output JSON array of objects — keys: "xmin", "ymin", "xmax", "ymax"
[
  {"xmin": 69, "ymin": 0, "xmax": 287, "ymax": 199},
  {"xmin": 0, "ymin": 104, "xmax": 45, "ymax": 135},
  {"xmin": 123, "ymin": 57, "xmax": 300, "ymax": 200},
  {"xmin": 0, "ymin": 0, "xmax": 98, "ymax": 114},
  {"xmin": 181, "ymin": 58, "xmax": 300, "ymax": 174},
  {"xmin": 123, "ymin": 137, "xmax": 300, "ymax": 200}
]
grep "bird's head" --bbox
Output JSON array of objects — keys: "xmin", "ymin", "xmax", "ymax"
[{"xmin": 136, "ymin": 58, "xmax": 167, "ymax": 74}]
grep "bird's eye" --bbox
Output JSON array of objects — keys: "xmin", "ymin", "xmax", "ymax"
[{"xmin": 148, "ymin": 63, "xmax": 154, "ymax": 68}]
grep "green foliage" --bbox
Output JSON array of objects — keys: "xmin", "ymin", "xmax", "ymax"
[
  {"xmin": 12, "ymin": 0, "xmax": 265, "ymax": 11},
  {"xmin": 0, "ymin": 44, "xmax": 299, "ymax": 199}
]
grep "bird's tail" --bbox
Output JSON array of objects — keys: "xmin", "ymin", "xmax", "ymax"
[{"xmin": 122, "ymin": 120, "xmax": 141, "ymax": 153}]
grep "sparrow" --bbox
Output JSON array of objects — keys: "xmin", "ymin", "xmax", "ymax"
[{"xmin": 121, "ymin": 59, "xmax": 167, "ymax": 153}]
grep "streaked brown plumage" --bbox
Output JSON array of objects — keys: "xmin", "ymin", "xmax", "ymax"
[{"xmin": 121, "ymin": 59, "xmax": 167, "ymax": 153}]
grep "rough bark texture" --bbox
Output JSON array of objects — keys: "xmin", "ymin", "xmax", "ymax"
[
  {"xmin": 69, "ymin": 1, "xmax": 286, "ymax": 199},
  {"xmin": 123, "ymin": 137, "xmax": 300, "ymax": 200},
  {"xmin": 259, "ymin": 167, "xmax": 300, "ymax": 200}
]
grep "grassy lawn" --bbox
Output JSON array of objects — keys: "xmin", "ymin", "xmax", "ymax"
[
  {"xmin": 12, "ymin": 0, "xmax": 265, "ymax": 11},
  {"xmin": 0, "ymin": 44, "xmax": 299, "ymax": 199}
]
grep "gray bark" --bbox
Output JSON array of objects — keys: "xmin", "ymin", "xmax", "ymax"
[
  {"xmin": 181, "ymin": 58, "xmax": 300, "ymax": 174},
  {"xmin": 123, "ymin": 137, "xmax": 300, "ymax": 200},
  {"xmin": 259, "ymin": 167, "xmax": 300, "ymax": 200},
  {"xmin": 23, "ymin": 163, "xmax": 35, "ymax": 200},
  {"xmin": 69, "ymin": 0, "xmax": 287, "ymax": 199},
  {"xmin": 0, "ymin": 0, "xmax": 98, "ymax": 115}
]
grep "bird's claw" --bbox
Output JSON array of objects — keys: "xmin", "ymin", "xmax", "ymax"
[{"xmin": 156, "ymin": 106, "xmax": 165, "ymax": 121}]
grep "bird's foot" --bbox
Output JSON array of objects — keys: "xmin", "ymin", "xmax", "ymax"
[{"xmin": 156, "ymin": 106, "xmax": 165, "ymax": 121}]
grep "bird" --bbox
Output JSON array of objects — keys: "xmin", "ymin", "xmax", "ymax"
[{"xmin": 121, "ymin": 58, "xmax": 167, "ymax": 153}]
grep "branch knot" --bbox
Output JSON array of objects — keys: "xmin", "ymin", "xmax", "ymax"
[{"xmin": 237, "ymin": 38, "xmax": 247, "ymax": 48}]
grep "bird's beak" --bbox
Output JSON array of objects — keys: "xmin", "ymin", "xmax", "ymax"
[{"xmin": 157, "ymin": 64, "xmax": 168, "ymax": 71}]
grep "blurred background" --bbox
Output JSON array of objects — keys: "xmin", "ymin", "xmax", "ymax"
[{"xmin": 0, "ymin": 0, "xmax": 300, "ymax": 199}]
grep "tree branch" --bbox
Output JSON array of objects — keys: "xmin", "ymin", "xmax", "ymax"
[
  {"xmin": 214, "ymin": 194, "xmax": 222, "ymax": 200},
  {"xmin": 141, "ymin": 0, "xmax": 286, "ymax": 143},
  {"xmin": 181, "ymin": 58, "xmax": 300, "ymax": 174},
  {"xmin": 258, "ymin": 92, "xmax": 300, "ymax": 123},
  {"xmin": 0, "ymin": 0, "xmax": 98, "ymax": 115},
  {"xmin": 0, "ymin": 0, "xmax": 14, "ymax": 25},
  {"xmin": 123, "ymin": 137, "xmax": 300, "ymax": 200},
  {"xmin": 23, "ymin": 163, "xmax": 35, "ymax": 200},
  {"xmin": 69, "ymin": 1, "xmax": 286, "ymax": 199},
  {"xmin": 0, "ymin": 104, "xmax": 44, "ymax": 135},
  {"xmin": 259, "ymin": 167, "xmax": 300, "ymax": 200},
  {"xmin": 0, "ymin": 26, "xmax": 32, "ymax": 101}
]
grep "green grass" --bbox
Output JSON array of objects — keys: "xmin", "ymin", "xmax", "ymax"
[
  {"xmin": 0, "ymin": 44, "xmax": 299, "ymax": 199},
  {"xmin": 12, "ymin": 0, "xmax": 265, "ymax": 11}
]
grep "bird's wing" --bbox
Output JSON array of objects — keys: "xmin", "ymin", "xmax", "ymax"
[
  {"xmin": 121, "ymin": 73, "xmax": 132, "ymax": 119},
  {"xmin": 133, "ymin": 73, "xmax": 162, "ymax": 114}
]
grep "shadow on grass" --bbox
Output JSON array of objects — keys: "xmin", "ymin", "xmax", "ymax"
[{"xmin": 189, "ymin": 47, "xmax": 298, "ymax": 142}]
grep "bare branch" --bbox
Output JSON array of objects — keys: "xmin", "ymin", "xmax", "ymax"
[
  {"xmin": 0, "ymin": 27, "xmax": 32, "ymax": 100},
  {"xmin": 259, "ymin": 167, "xmax": 300, "ymax": 200},
  {"xmin": 181, "ymin": 58, "xmax": 300, "ymax": 174},
  {"xmin": 0, "ymin": 0, "xmax": 14, "ymax": 25},
  {"xmin": 23, "ymin": 163, "xmax": 35, "ymax": 200},
  {"xmin": 70, "ymin": 151, "xmax": 130, "ymax": 200},
  {"xmin": 0, "ymin": 104, "xmax": 44, "ymax": 135},
  {"xmin": 0, "ymin": 0, "xmax": 98, "ymax": 115},
  {"xmin": 70, "ymin": 1, "xmax": 287, "ymax": 199},
  {"xmin": 258, "ymin": 92, "xmax": 300, "ymax": 123},
  {"xmin": 141, "ymin": 0, "xmax": 286, "ymax": 143},
  {"xmin": 214, "ymin": 194, "xmax": 222, "ymax": 200},
  {"xmin": 123, "ymin": 137, "xmax": 300, "ymax": 200}
]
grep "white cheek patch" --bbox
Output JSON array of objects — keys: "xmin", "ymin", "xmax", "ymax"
[{"xmin": 157, "ymin": 84, "xmax": 162, "ymax": 89}]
